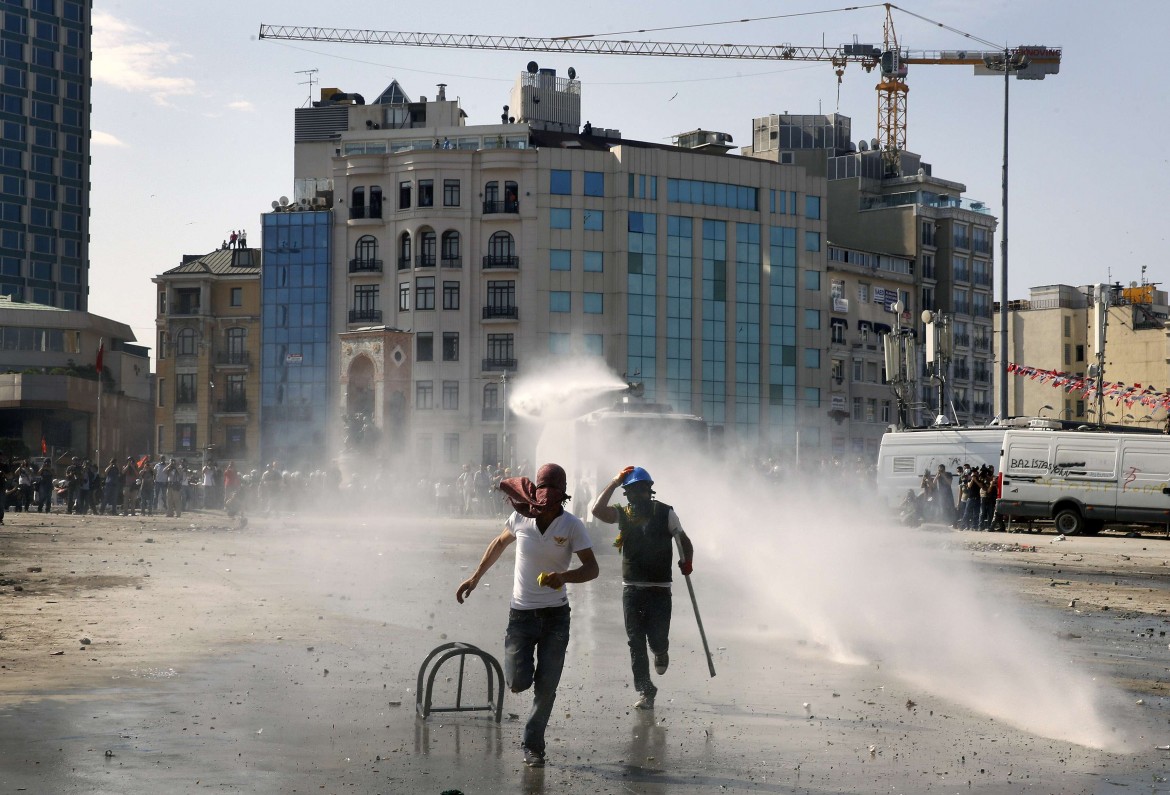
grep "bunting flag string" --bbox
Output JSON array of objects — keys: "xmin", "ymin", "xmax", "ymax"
[{"xmin": 1007, "ymin": 362, "xmax": 1170, "ymax": 414}]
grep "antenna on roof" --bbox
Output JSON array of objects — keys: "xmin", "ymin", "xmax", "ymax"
[{"xmin": 295, "ymin": 68, "xmax": 318, "ymax": 108}]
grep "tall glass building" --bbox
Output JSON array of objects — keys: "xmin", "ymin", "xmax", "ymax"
[
  {"xmin": 0, "ymin": 0, "xmax": 90, "ymax": 309},
  {"xmin": 260, "ymin": 209, "xmax": 332, "ymax": 467}
]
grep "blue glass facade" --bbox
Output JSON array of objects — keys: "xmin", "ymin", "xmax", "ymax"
[
  {"xmin": 260, "ymin": 211, "xmax": 332, "ymax": 467},
  {"xmin": 701, "ymin": 220, "xmax": 726, "ymax": 424},
  {"xmin": 768, "ymin": 226, "xmax": 798, "ymax": 445},
  {"xmin": 734, "ymin": 223, "xmax": 760, "ymax": 433},
  {"xmin": 666, "ymin": 216, "xmax": 693, "ymax": 413},
  {"xmin": 627, "ymin": 212, "xmax": 657, "ymax": 395},
  {"xmin": 0, "ymin": 0, "xmax": 89, "ymax": 309}
]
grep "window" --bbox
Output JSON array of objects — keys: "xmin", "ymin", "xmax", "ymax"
[
  {"xmin": 487, "ymin": 231, "xmax": 515, "ymax": 265},
  {"xmin": 443, "ymin": 433, "xmax": 460, "ymax": 464},
  {"xmin": 853, "ymin": 358, "xmax": 864, "ymax": 382},
  {"xmin": 157, "ymin": 378, "xmax": 165, "ymax": 407},
  {"xmin": 804, "ymin": 270, "xmax": 820, "ymax": 290},
  {"xmin": 442, "ymin": 332, "xmax": 459, "ymax": 361},
  {"xmin": 583, "ymin": 292, "xmax": 603, "ymax": 314},
  {"xmin": 484, "ymin": 180, "xmax": 498, "ymax": 205},
  {"xmin": 176, "ymin": 424, "xmax": 196, "ymax": 453},
  {"xmin": 398, "ymin": 282, "xmax": 410, "ymax": 311},
  {"xmin": 399, "ymin": 180, "xmax": 412, "ymax": 209},
  {"xmin": 550, "ymin": 208, "xmax": 571, "ymax": 229},
  {"xmin": 417, "ymin": 332, "xmax": 433, "ymax": 361},
  {"xmin": 857, "ymin": 283, "xmax": 869, "ymax": 303},
  {"xmin": 442, "ymin": 381, "xmax": 459, "ymax": 410},
  {"xmin": 177, "ymin": 328, "xmax": 197, "ymax": 356},
  {"xmin": 831, "ymin": 359, "xmax": 845, "ymax": 383},
  {"xmin": 416, "ymin": 380, "xmax": 433, "ymax": 409},
  {"xmin": 354, "ymin": 284, "xmax": 379, "ymax": 317},
  {"xmin": 418, "ymin": 230, "xmax": 436, "ymax": 266},
  {"xmin": 418, "ymin": 179, "xmax": 434, "ymax": 207},
  {"xmin": 1063, "ymin": 316, "xmax": 1071, "ymax": 337},
  {"xmin": 442, "ymin": 280, "xmax": 460, "ymax": 310},
  {"xmin": 550, "ymin": 169, "xmax": 571, "ymax": 194},
  {"xmin": 1075, "ymin": 344, "xmax": 1084, "ymax": 361},
  {"xmin": 441, "ymin": 231, "xmax": 461, "ymax": 265},
  {"xmin": 226, "ymin": 328, "xmax": 246, "ymax": 362},
  {"xmin": 550, "ymin": 250, "xmax": 571, "ymax": 271},
  {"xmin": 804, "ymin": 231, "xmax": 821, "ymax": 252},
  {"xmin": 399, "ymin": 232, "xmax": 411, "ymax": 268},
  {"xmin": 550, "ymin": 291, "xmax": 570, "ymax": 312},
  {"xmin": 415, "ymin": 276, "xmax": 435, "ymax": 309},
  {"xmin": 488, "ymin": 280, "xmax": 515, "ymax": 312},
  {"xmin": 487, "ymin": 333, "xmax": 514, "ymax": 364},
  {"xmin": 354, "ymin": 234, "xmax": 378, "ymax": 267},
  {"xmin": 443, "ymin": 179, "xmax": 460, "ymax": 206},
  {"xmin": 584, "ymin": 171, "xmax": 604, "ymax": 196},
  {"xmin": 584, "ymin": 251, "xmax": 603, "ymax": 272},
  {"xmin": 804, "ymin": 309, "xmax": 821, "ymax": 329},
  {"xmin": 177, "ymin": 373, "xmax": 197, "ymax": 404},
  {"xmin": 584, "ymin": 334, "xmax": 603, "ymax": 356},
  {"xmin": 583, "ymin": 210, "xmax": 603, "ymax": 231},
  {"xmin": 804, "ymin": 348, "xmax": 820, "ymax": 368},
  {"xmin": 369, "ymin": 186, "xmax": 383, "ymax": 218},
  {"xmin": 549, "ymin": 332, "xmax": 570, "ymax": 354},
  {"xmin": 230, "ymin": 288, "xmax": 242, "ymax": 307},
  {"xmin": 805, "ymin": 195, "xmax": 822, "ymax": 219}
]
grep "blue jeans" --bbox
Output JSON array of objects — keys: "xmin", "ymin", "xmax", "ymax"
[
  {"xmin": 623, "ymin": 586, "xmax": 672, "ymax": 699},
  {"xmin": 504, "ymin": 604, "xmax": 570, "ymax": 754}
]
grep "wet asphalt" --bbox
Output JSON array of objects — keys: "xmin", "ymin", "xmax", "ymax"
[{"xmin": 0, "ymin": 513, "xmax": 1168, "ymax": 794}]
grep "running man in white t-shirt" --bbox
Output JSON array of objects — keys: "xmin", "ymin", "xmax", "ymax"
[{"xmin": 456, "ymin": 463, "xmax": 598, "ymax": 769}]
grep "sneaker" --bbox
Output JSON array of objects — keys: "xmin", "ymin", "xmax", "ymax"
[
  {"xmin": 654, "ymin": 651, "xmax": 669, "ymax": 675},
  {"xmin": 633, "ymin": 693, "xmax": 655, "ymax": 710},
  {"xmin": 522, "ymin": 747, "xmax": 546, "ymax": 768}
]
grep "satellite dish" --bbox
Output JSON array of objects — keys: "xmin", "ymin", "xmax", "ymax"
[
  {"xmin": 921, "ymin": 309, "xmax": 935, "ymax": 324},
  {"xmin": 858, "ymin": 140, "xmax": 868, "ymax": 151},
  {"xmin": 567, "ymin": 66, "xmax": 577, "ymax": 79},
  {"xmin": 278, "ymin": 196, "xmax": 289, "ymax": 207},
  {"xmin": 271, "ymin": 200, "xmax": 280, "ymax": 210},
  {"xmin": 526, "ymin": 61, "xmax": 539, "ymax": 74},
  {"xmin": 870, "ymin": 138, "xmax": 879, "ymax": 150}
]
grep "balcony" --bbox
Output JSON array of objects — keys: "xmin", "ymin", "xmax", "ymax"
[
  {"xmin": 349, "ymin": 309, "xmax": 383, "ymax": 324},
  {"xmin": 482, "ymin": 200, "xmax": 519, "ymax": 214},
  {"xmin": 349, "ymin": 258, "xmax": 383, "ymax": 273},
  {"xmin": 974, "ymin": 369, "xmax": 991, "ymax": 383},
  {"xmin": 953, "ymin": 366, "xmax": 972, "ymax": 380},
  {"xmin": 481, "ymin": 406, "xmax": 503, "ymax": 421},
  {"xmin": 398, "ymin": 257, "xmax": 412, "ymax": 270},
  {"xmin": 175, "ymin": 391, "xmax": 197, "ymax": 406},
  {"xmin": 953, "ymin": 333, "xmax": 971, "ymax": 348},
  {"xmin": 349, "ymin": 206, "xmax": 382, "ymax": 220},
  {"xmin": 416, "ymin": 253, "xmax": 436, "ymax": 268},
  {"xmin": 483, "ymin": 255, "xmax": 519, "ymax": 270},
  {"xmin": 215, "ymin": 351, "xmax": 250, "ymax": 366},
  {"xmin": 482, "ymin": 357, "xmax": 518, "ymax": 372},
  {"xmin": 441, "ymin": 256, "xmax": 462, "ymax": 268},
  {"xmin": 169, "ymin": 303, "xmax": 201, "ymax": 316},
  {"xmin": 216, "ymin": 397, "xmax": 248, "ymax": 414},
  {"xmin": 974, "ymin": 337, "xmax": 991, "ymax": 352},
  {"xmin": 482, "ymin": 305, "xmax": 519, "ymax": 320}
]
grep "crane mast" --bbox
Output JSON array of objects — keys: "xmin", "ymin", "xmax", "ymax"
[{"xmin": 259, "ymin": 16, "xmax": 1059, "ymax": 174}]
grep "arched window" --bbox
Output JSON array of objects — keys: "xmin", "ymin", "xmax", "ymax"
[
  {"xmin": 355, "ymin": 235, "xmax": 378, "ymax": 268},
  {"xmin": 418, "ymin": 229, "xmax": 436, "ymax": 266},
  {"xmin": 504, "ymin": 180, "xmax": 518, "ymax": 212},
  {"xmin": 441, "ymin": 231, "xmax": 461, "ymax": 267},
  {"xmin": 486, "ymin": 231, "xmax": 516, "ymax": 268},
  {"xmin": 398, "ymin": 232, "xmax": 411, "ymax": 270},
  {"xmin": 484, "ymin": 181, "xmax": 499, "ymax": 203},
  {"xmin": 177, "ymin": 327, "xmax": 197, "ymax": 356}
]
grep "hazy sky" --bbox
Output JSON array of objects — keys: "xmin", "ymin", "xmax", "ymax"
[{"xmin": 89, "ymin": 1, "xmax": 1168, "ymax": 351}]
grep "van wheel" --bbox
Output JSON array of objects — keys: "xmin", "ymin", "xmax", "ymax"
[{"xmin": 1053, "ymin": 508, "xmax": 1084, "ymax": 536}]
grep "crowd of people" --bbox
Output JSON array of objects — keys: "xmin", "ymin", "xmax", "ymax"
[{"xmin": 909, "ymin": 462, "xmax": 1002, "ymax": 530}]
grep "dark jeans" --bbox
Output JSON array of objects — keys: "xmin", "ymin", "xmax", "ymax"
[
  {"xmin": 504, "ymin": 604, "xmax": 570, "ymax": 754},
  {"xmin": 623, "ymin": 586, "xmax": 672, "ymax": 699}
]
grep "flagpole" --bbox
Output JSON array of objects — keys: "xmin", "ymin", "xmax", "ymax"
[{"xmin": 95, "ymin": 337, "xmax": 103, "ymax": 463}]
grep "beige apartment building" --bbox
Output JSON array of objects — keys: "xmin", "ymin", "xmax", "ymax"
[
  {"xmin": 287, "ymin": 75, "xmax": 832, "ymax": 470},
  {"xmin": 1000, "ymin": 283, "xmax": 1169, "ymax": 427},
  {"xmin": 153, "ymin": 247, "xmax": 261, "ymax": 467}
]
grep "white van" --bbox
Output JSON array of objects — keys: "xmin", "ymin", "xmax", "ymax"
[
  {"xmin": 876, "ymin": 426, "xmax": 1009, "ymax": 509},
  {"xmin": 996, "ymin": 428, "xmax": 1170, "ymax": 535}
]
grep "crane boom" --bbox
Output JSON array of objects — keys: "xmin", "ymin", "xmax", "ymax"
[{"xmin": 258, "ymin": 23, "xmax": 1059, "ymax": 174}]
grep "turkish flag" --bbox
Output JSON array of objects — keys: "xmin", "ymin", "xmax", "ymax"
[
  {"xmin": 40, "ymin": 437, "xmax": 46, "ymax": 455},
  {"xmin": 95, "ymin": 338, "xmax": 104, "ymax": 372}
]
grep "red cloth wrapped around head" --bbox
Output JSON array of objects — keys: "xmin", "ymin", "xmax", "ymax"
[{"xmin": 499, "ymin": 463, "xmax": 569, "ymax": 517}]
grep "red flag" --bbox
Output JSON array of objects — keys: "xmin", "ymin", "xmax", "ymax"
[
  {"xmin": 40, "ymin": 437, "xmax": 46, "ymax": 455},
  {"xmin": 95, "ymin": 338, "xmax": 105, "ymax": 372},
  {"xmin": 137, "ymin": 455, "xmax": 150, "ymax": 468}
]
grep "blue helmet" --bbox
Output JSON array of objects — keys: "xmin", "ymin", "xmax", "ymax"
[{"xmin": 621, "ymin": 466, "xmax": 653, "ymax": 488}]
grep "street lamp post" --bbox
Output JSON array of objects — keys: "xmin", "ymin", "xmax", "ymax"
[{"xmin": 499, "ymin": 371, "xmax": 510, "ymax": 471}]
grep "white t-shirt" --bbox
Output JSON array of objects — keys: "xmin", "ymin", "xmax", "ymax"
[{"xmin": 506, "ymin": 510, "xmax": 592, "ymax": 610}]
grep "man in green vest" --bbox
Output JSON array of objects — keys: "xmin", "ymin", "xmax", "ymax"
[{"xmin": 592, "ymin": 466, "xmax": 693, "ymax": 710}]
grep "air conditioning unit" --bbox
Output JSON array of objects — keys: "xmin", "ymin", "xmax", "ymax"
[{"xmin": 312, "ymin": 197, "xmax": 328, "ymax": 208}]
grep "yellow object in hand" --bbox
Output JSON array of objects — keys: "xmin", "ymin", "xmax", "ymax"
[
  {"xmin": 537, "ymin": 571, "xmax": 562, "ymax": 589},
  {"xmin": 612, "ymin": 533, "xmax": 623, "ymax": 551}
]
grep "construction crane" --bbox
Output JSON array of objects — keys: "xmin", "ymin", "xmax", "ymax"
[{"xmin": 259, "ymin": 6, "xmax": 1059, "ymax": 175}]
